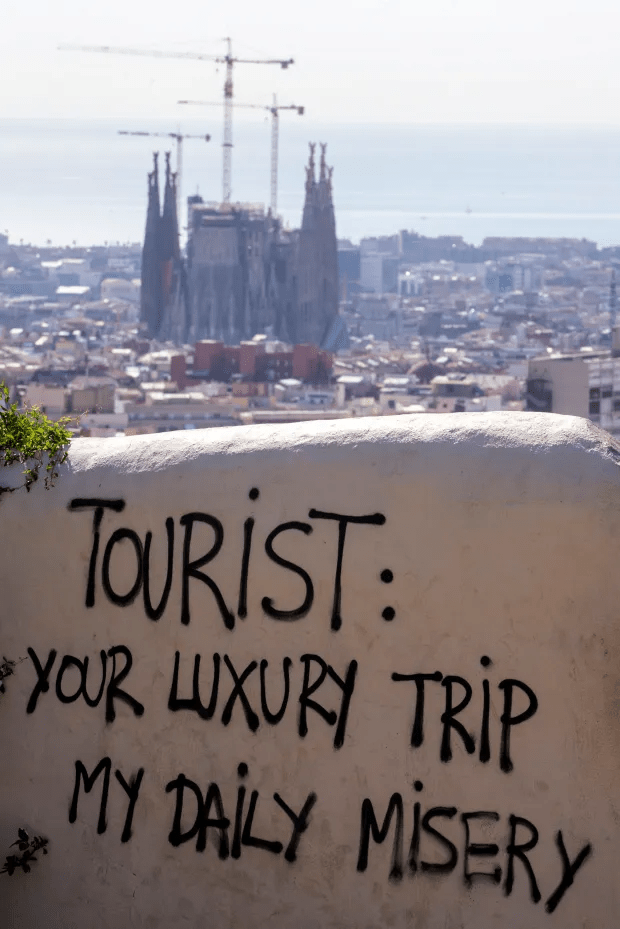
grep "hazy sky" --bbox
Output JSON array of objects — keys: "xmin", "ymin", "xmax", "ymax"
[{"xmin": 2, "ymin": 0, "xmax": 619, "ymax": 124}]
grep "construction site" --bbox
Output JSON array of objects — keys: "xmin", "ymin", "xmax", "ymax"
[
  {"xmin": 140, "ymin": 141, "xmax": 343, "ymax": 350},
  {"xmin": 58, "ymin": 39, "xmax": 345, "ymax": 351}
]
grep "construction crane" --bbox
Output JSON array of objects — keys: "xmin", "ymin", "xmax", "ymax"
[
  {"xmin": 117, "ymin": 130, "xmax": 210, "ymax": 218},
  {"xmin": 179, "ymin": 95, "xmax": 303, "ymax": 216},
  {"xmin": 59, "ymin": 38, "xmax": 294, "ymax": 204}
]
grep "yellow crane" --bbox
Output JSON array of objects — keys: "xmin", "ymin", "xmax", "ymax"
[
  {"xmin": 179, "ymin": 95, "xmax": 304, "ymax": 216},
  {"xmin": 117, "ymin": 130, "xmax": 211, "ymax": 219},
  {"xmin": 58, "ymin": 38, "xmax": 294, "ymax": 204}
]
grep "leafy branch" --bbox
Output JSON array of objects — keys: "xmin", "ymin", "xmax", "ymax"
[
  {"xmin": 1, "ymin": 829, "xmax": 49, "ymax": 876},
  {"xmin": 0, "ymin": 389, "xmax": 57, "ymax": 880},
  {"xmin": 0, "ymin": 655, "xmax": 22, "ymax": 695},
  {"xmin": 0, "ymin": 382, "xmax": 71, "ymax": 492}
]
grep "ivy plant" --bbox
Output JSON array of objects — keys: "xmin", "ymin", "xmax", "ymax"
[
  {"xmin": 0, "ymin": 382, "xmax": 71, "ymax": 492},
  {"xmin": 1, "ymin": 830, "xmax": 49, "ymax": 875},
  {"xmin": 0, "ymin": 656, "xmax": 22, "ymax": 695},
  {"xmin": 0, "ymin": 385, "xmax": 61, "ymax": 878}
]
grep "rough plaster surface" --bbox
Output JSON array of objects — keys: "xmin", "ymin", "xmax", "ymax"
[{"xmin": 1, "ymin": 412, "xmax": 619, "ymax": 929}]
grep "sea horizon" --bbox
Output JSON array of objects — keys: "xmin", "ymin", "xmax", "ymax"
[{"xmin": 2, "ymin": 119, "xmax": 620, "ymax": 249}]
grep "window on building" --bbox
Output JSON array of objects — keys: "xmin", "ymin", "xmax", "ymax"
[{"xmin": 589, "ymin": 400, "xmax": 600, "ymax": 415}]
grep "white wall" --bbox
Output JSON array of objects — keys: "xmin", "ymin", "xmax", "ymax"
[{"xmin": 1, "ymin": 413, "xmax": 620, "ymax": 928}]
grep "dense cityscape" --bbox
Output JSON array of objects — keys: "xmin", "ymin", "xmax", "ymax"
[
  {"xmin": 5, "ymin": 1, "xmax": 620, "ymax": 924},
  {"xmin": 2, "ymin": 139, "xmax": 620, "ymax": 439}
]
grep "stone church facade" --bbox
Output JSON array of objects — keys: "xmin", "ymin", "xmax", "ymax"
[{"xmin": 141, "ymin": 145, "xmax": 340, "ymax": 349}]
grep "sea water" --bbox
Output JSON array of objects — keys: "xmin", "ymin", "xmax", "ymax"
[{"xmin": 1, "ymin": 119, "xmax": 620, "ymax": 248}]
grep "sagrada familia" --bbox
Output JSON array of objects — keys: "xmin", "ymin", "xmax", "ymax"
[{"xmin": 140, "ymin": 143, "xmax": 343, "ymax": 350}]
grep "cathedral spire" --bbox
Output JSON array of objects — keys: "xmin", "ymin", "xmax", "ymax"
[
  {"xmin": 305, "ymin": 142, "xmax": 316, "ymax": 192},
  {"xmin": 295, "ymin": 141, "xmax": 339, "ymax": 347},
  {"xmin": 319, "ymin": 142, "xmax": 327, "ymax": 182},
  {"xmin": 158, "ymin": 150, "xmax": 188, "ymax": 343},
  {"xmin": 140, "ymin": 152, "xmax": 162, "ymax": 336},
  {"xmin": 302, "ymin": 143, "xmax": 318, "ymax": 230},
  {"xmin": 148, "ymin": 152, "xmax": 160, "ymax": 216},
  {"xmin": 161, "ymin": 151, "xmax": 180, "ymax": 263}
]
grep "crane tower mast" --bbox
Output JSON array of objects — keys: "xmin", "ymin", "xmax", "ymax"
[
  {"xmin": 223, "ymin": 38, "xmax": 234, "ymax": 208},
  {"xmin": 180, "ymin": 95, "xmax": 304, "ymax": 215},
  {"xmin": 117, "ymin": 130, "xmax": 210, "ymax": 220},
  {"xmin": 59, "ymin": 39, "xmax": 294, "ymax": 204}
]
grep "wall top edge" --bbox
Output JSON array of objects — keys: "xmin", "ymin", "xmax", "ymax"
[{"xmin": 66, "ymin": 411, "xmax": 618, "ymax": 469}]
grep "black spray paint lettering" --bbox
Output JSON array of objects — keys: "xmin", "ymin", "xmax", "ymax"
[
  {"xmin": 391, "ymin": 667, "xmax": 538, "ymax": 772},
  {"xmin": 55, "ymin": 651, "xmax": 107, "ymax": 708},
  {"xmin": 166, "ymin": 777, "xmax": 230, "ymax": 857},
  {"xmin": 25, "ymin": 647, "xmax": 58, "ymax": 714},
  {"xmin": 357, "ymin": 793, "xmax": 404, "ymax": 882},
  {"xmin": 440, "ymin": 676, "xmax": 476, "ymax": 763},
  {"xmin": 498, "ymin": 678, "xmax": 539, "ymax": 773},
  {"xmin": 419, "ymin": 807, "xmax": 458, "ymax": 873},
  {"xmin": 307, "ymin": 510, "xmax": 386, "ymax": 631},
  {"xmin": 220, "ymin": 656, "xmax": 260, "ymax": 731},
  {"xmin": 544, "ymin": 830, "xmax": 592, "ymax": 913},
  {"xmin": 298, "ymin": 654, "xmax": 358, "ymax": 749},
  {"xmin": 69, "ymin": 498, "xmax": 388, "ymax": 631},
  {"xmin": 143, "ymin": 516, "xmax": 174, "ymax": 621},
  {"xmin": 504, "ymin": 815, "xmax": 541, "ymax": 903},
  {"xmin": 356, "ymin": 786, "xmax": 591, "ymax": 912},
  {"xmin": 165, "ymin": 763, "xmax": 317, "ymax": 863},
  {"xmin": 237, "ymin": 516, "xmax": 254, "ymax": 619},
  {"xmin": 261, "ymin": 522, "xmax": 314, "ymax": 620},
  {"xmin": 462, "ymin": 811, "xmax": 502, "ymax": 885},
  {"xmin": 273, "ymin": 790, "xmax": 318, "ymax": 862},
  {"xmin": 68, "ymin": 498, "xmax": 126, "ymax": 608},
  {"xmin": 168, "ymin": 652, "xmax": 220, "ymax": 720},
  {"xmin": 168, "ymin": 652, "xmax": 357, "ymax": 749},
  {"xmin": 101, "ymin": 528, "xmax": 143, "ymax": 607},
  {"xmin": 68, "ymin": 757, "xmax": 144, "ymax": 843},
  {"xmin": 68, "ymin": 499, "xmax": 236, "ymax": 627},
  {"xmin": 180, "ymin": 512, "xmax": 235, "ymax": 630},
  {"xmin": 260, "ymin": 657, "xmax": 292, "ymax": 724},
  {"xmin": 357, "ymin": 792, "xmax": 462, "ymax": 881},
  {"xmin": 26, "ymin": 645, "xmax": 145, "ymax": 723}
]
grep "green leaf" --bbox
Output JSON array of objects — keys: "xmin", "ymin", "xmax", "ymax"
[{"xmin": 0, "ymin": 381, "xmax": 71, "ymax": 491}]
